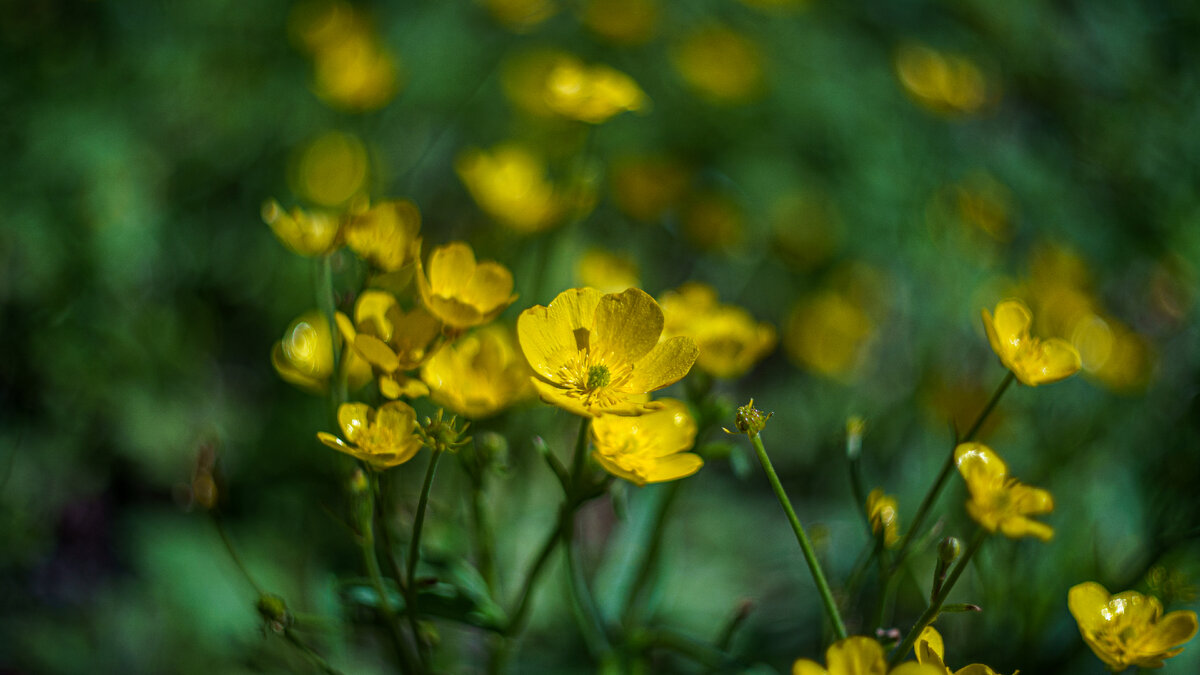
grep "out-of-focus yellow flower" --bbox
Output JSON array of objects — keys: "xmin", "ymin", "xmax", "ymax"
[
  {"xmin": 866, "ymin": 488, "xmax": 899, "ymax": 548},
  {"xmin": 343, "ymin": 199, "xmax": 422, "ymax": 272},
  {"xmin": 785, "ymin": 290, "xmax": 873, "ymax": 378},
  {"xmin": 337, "ymin": 290, "xmax": 442, "ymax": 399},
  {"xmin": 416, "ymin": 242, "xmax": 517, "ymax": 330},
  {"xmin": 682, "ymin": 191, "xmax": 744, "ymax": 251},
  {"xmin": 610, "ymin": 154, "xmax": 691, "ymax": 223},
  {"xmin": 517, "ymin": 287, "xmax": 698, "ymax": 417},
  {"xmin": 272, "ymin": 311, "xmax": 335, "ymax": 393},
  {"xmin": 576, "ymin": 248, "xmax": 639, "ymax": 294},
  {"xmin": 659, "ymin": 283, "xmax": 775, "ymax": 379},
  {"xmin": 544, "ymin": 56, "xmax": 646, "ymax": 124},
  {"xmin": 793, "ymin": 636, "xmax": 942, "ymax": 675},
  {"xmin": 457, "ymin": 144, "xmax": 568, "ymax": 233},
  {"xmin": 482, "ymin": 0, "xmax": 557, "ymax": 33},
  {"xmin": 1069, "ymin": 582, "xmax": 1198, "ymax": 671},
  {"xmin": 262, "ymin": 200, "xmax": 342, "ymax": 257},
  {"xmin": 420, "ymin": 324, "xmax": 532, "ymax": 419},
  {"xmin": 895, "ymin": 44, "xmax": 987, "ymax": 116},
  {"xmin": 915, "ymin": 626, "xmax": 1007, "ymax": 675},
  {"xmin": 673, "ymin": 25, "xmax": 765, "ymax": 104},
  {"xmin": 770, "ymin": 190, "xmax": 842, "ymax": 271},
  {"xmin": 591, "ymin": 398, "xmax": 701, "ymax": 485},
  {"xmin": 982, "ymin": 299, "xmax": 1081, "ymax": 386},
  {"xmin": 290, "ymin": 1, "xmax": 402, "ymax": 112},
  {"xmin": 290, "ymin": 131, "xmax": 369, "ymax": 207},
  {"xmin": 582, "ymin": 0, "xmax": 658, "ymax": 45},
  {"xmin": 954, "ymin": 442, "xmax": 1053, "ymax": 541},
  {"xmin": 317, "ymin": 401, "xmax": 424, "ymax": 469}
]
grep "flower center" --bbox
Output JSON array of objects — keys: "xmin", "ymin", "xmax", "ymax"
[{"xmin": 587, "ymin": 365, "xmax": 611, "ymax": 390}]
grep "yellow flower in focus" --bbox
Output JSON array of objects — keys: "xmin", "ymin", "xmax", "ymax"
[
  {"xmin": 610, "ymin": 154, "xmax": 691, "ymax": 223},
  {"xmin": 895, "ymin": 44, "xmax": 987, "ymax": 116},
  {"xmin": 982, "ymin": 299, "xmax": 1081, "ymax": 386},
  {"xmin": 793, "ymin": 636, "xmax": 942, "ymax": 675},
  {"xmin": 866, "ymin": 488, "xmax": 899, "ymax": 548},
  {"xmin": 582, "ymin": 0, "xmax": 658, "ymax": 45},
  {"xmin": 591, "ymin": 398, "xmax": 701, "ymax": 486},
  {"xmin": 482, "ymin": 0, "xmax": 558, "ymax": 33},
  {"xmin": 290, "ymin": 130, "xmax": 368, "ymax": 207},
  {"xmin": 954, "ymin": 442, "xmax": 1053, "ymax": 541},
  {"xmin": 785, "ymin": 290, "xmax": 873, "ymax": 378},
  {"xmin": 576, "ymin": 248, "xmax": 640, "ymax": 294},
  {"xmin": 336, "ymin": 290, "xmax": 442, "ymax": 399},
  {"xmin": 457, "ymin": 144, "xmax": 567, "ymax": 233},
  {"xmin": 915, "ymin": 626, "xmax": 1008, "ymax": 674},
  {"xmin": 271, "ymin": 311, "xmax": 334, "ymax": 393},
  {"xmin": 659, "ymin": 283, "xmax": 775, "ymax": 379},
  {"xmin": 673, "ymin": 25, "xmax": 765, "ymax": 104},
  {"xmin": 262, "ymin": 200, "xmax": 341, "ymax": 257},
  {"xmin": 544, "ymin": 55, "xmax": 647, "ymax": 124},
  {"xmin": 1069, "ymin": 582, "xmax": 1198, "ymax": 671},
  {"xmin": 517, "ymin": 287, "xmax": 699, "ymax": 417},
  {"xmin": 416, "ymin": 242, "xmax": 518, "ymax": 330},
  {"xmin": 343, "ymin": 199, "xmax": 422, "ymax": 272},
  {"xmin": 290, "ymin": 1, "xmax": 402, "ymax": 112},
  {"xmin": 420, "ymin": 325, "xmax": 532, "ymax": 419},
  {"xmin": 317, "ymin": 401, "xmax": 424, "ymax": 469}
]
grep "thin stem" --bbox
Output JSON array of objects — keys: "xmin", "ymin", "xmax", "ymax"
[
  {"xmin": 749, "ymin": 433, "xmax": 848, "ymax": 641},
  {"xmin": 283, "ymin": 628, "xmax": 346, "ymax": 675},
  {"xmin": 504, "ymin": 508, "xmax": 568, "ymax": 634},
  {"xmin": 359, "ymin": 480, "xmax": 418, "ymax": 674},
  {"xmin": 470, "ymin": 479, "xmax": 499, "ymax": 597},
  {"xmin": 563, "ymin": 517, "xmax": 612, "ymax": 659},
  {"xmin": 373, "ymin": 473, "xmax": 409, "ymax": 595},
  {"xmin": 619, "ymin": 481, "xmax": 683, "ymax": 626},
  {"xmin": 405, "ymin": 451, "xmax": 442, "ymax": 663},
  {"xmin": 213, "ymin": 515, "xmax": 264, "ymax": 596},
  {"xmin": 570, "ymin": 417, "xmax": 591, "ymax": 490},
  {"xmin": 891, "ymin": 372, "xmax": 1013, "ymax": 571},
  {"xmin": 888, "ymin": 529, "xmax": 987, "ymax": 667}
]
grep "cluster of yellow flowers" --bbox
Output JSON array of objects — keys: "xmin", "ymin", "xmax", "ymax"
[{"xmin": 289, "ymin": 1, "xmax": 402, "ymax": 111}]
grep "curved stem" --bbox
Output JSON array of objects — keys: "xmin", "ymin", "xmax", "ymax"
[
  {"xmin": 619, "ymin": 481, "xmax": 683, "ymax": 626},
  {"xmin": 405, "ymin": 451, "xmax": 442, "ymax": 664},
  {"xmin": 359, "ymin": 480, "xmax": 418, "ymax": 673},
  {"xmin": 563, "ymin": 515, "xmax": 611, "ymax": 658},
  {"xmin": 284, "ymin": 627, "xmax": 346, "ymax": 675},
  {"xmin": 749, "ymin": 433, "xmax": 847, "ymax": 641}
]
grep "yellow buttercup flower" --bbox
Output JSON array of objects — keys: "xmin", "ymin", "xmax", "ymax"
[
  {"xmin": 895, "ymin": 44, "xmax": 987, "ymax": 116},
  {"xmin": 336, "ymin": 290, "xmax": 442, "ymax": 399},
  {"xmin": 420, "ymin": 324, "xmax": 533, "ymax": 419},
  {"xmin": 1069, "ymin": 582, "xmax": 1198, "ymax": 671},
  {"xmin": 915, "ymin": 626, "xmax": 1008, "ymax": 674},
  {"xmin": 271, "ymin": 311, "xmax": 334, "ymax": 393},
  {"xmin": 982, "ymin": 299, "xmax": 1081, "ymax": 386},
  {"xmin": 416, "ymin": 242, "xmax": 518, "ymax": 330},
  {"xmin": 517, "ymin": 287, "xmax": 699, "ymax": 417},
  {"xmin": 954, "ymin": 442, "xmax": 1053, "ymax": 541},
  {"xmin": 290, "ymin": 1, "xmax": 402, "ymax": 111},
  {"xmin": 793, "ymin": 636, "xmax": 942, "ymax": 675},
  {"xmin": 343, "ymin": 199, "xmax": 422, "ymax": 272},
  {"xmin": 456, "ymin": 144, "xmax": 567, "ymax": 233},
  {"xmin": 659, "ymin": 282, "xmax": 775, "ymax": 379},
  {"xmin": 591, "ymin": 398, "xmax": 701, "ymax": 486},
  {"xmin": 317, "ymin": 401, "xmax": 423, "ymax": 469},
  {"xmin": 576, "ymin": 248, "xmax": 639, "ymax": 294},
  {"xmin": 262, "ymin": 200, "xmax": 342, "ymax": 257},
  {"xmin": 866, "ymin": 488, "xmax": 900, "ymax": 548},
  {"xmin": 543, "ymin": 55, "xmax": 647, "ymax": 124}
]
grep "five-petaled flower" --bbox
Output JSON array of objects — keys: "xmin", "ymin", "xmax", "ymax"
[
  {"xmin": 793, "ymin": 636, "xmax": 942, "ymax": 675},
  {"xmin": 1068, "ymin": 581, "xmax": 1198, "ymax": 671},
  {"xmin": 317, "ymin": 401, "xmax": 424, "ymax": 470},
  {"xmin": 416, "ymin": 241, "xmax": 518, "ymax": 331},
  {"xmin": 262, "ymin": 200, "xmax": 342, "ymax": 257},
  {"xmin": 955, "ymin": 442, "xmax": 1053, "ymax": 541},
  {"xmin": 590, "ymin": 399, "xmax": 702, "ymax": 486},
  {"xmin": 982, "ymin": 299, "xmax": 1080, "ymax": 386},
  {"xmin": 916, "ymin": 626, "xmax": 1009, "ymax": 674},
  {"xmin": 517, "ymin": 287, "xmax": 699, "ymax": 417},
  {"xmin": 343, "ymin": 199, "xmax": 422, "ymax": 272}
]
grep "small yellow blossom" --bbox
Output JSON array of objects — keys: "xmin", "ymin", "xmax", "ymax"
[
  {"xmin": 793, "ymin": 636, "xmax": 942, "ymax": 675},
  {"xmin": 343, "ymin": 199, "xmax": 422, "ymax": 272},
  {"xmin": 576, "ymin": 248, "xmax": 640, "ymax": 294},
  {"xmin": 581, "ymin": 0, "xmax": 658, "ymax": 45},
  {"xmin": 456, "ymin": 144, "xmax": 568, "ymax": 233},
  {"xmin": 517, "ymin": 287, "xmax": 699, "ymax": 417},
  {"xmin": 982, "ymin": 299, "xmax": 1081, "ymax": 386},
  {"xmin": 291, "ymin": 1, "xmax": 402, "ymax": 112},
  {"xmin": 610, "ymin": 154, "xmax": 691, "ymax": 223},
  {"xmin": 416, "ymin": 242, "xmax": 517, "ymax": 330},
  {"xmin": 262, "ymin": 200, "xmax": 342, "ymax": 257},
  {"xmin": 866, "ymin": 488, "xmax": 900, "ymax": 548},
  {"xmin": 420, "ymin": 324, "xmax": 533, "ymax": 419},
  {"xmin": 1068, "ymin": 582, "xmax": 1198, "ymax": 671},
  {"xmin": 543, "ymin": 55, "xmax": 647, "ymax": 124},
  {"xmin": 591, "ymin": 399, "xmax": 701, "ymax": 486},
  {"xmin": 272, "ymin": 311, "xmax": 334, "ymax": 393},
  {"xmin": 336, "ymin": 290, "xmax": 442, "ymax": 399},
  {"xmin": 317, "ymin": 401, "xmax": 423, "ymax": 469},
  {"xmin": 915, "ymin": 626, "xmax": 1009, "ymax": 675},
  {"xmin": 482, "ymin": 0, "xmax": 558, "ymax": 33},
  {"xmin": 673, "ymin": 25, "xmax": 765, "ymax": 104},
  {"xmin": 954, "ymin": 442, "xmax": 1053, "ymax": 541},
  {"xmin": 659, "ymin": 283, "xmax": 776, "ymax": 379},
  {"xmin": 895, "ymin": 44, "xmax": 987, "ymax": 116},
  {"xmin": 290, "ymin": 130, "xmax": 369, "ymax": 207}
]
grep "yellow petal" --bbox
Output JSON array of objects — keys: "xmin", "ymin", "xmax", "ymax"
[
  {"xmin": 634, "ymin": 399, "xmax": 698, "ymax": 457},
  {"xmin": 792, "ymin": 660, "xmax": 828, "ymax": 675},
  {"xmin": 999, "ymin": 517, "xmax": 1053, "ymax": 541},
  {"xmin": 641, "ymin": 453, "xmax": 703, "ymax": 483},
  {"xmin": 915, "ymin": 626, "xmax": 945, "ymax": 665},
  {"xmin": 518, "ymin": 288, "xmax": 603, "ymax": 379},
  {"xmin": 355, "ymin": 334, "xmax": 401, "ymax": 372},
  {"xmin": 531, "ymin": 377, "xmax": 592, "ymax": 417},
  {"xmin": 426, "ymin": 294, "xmax": 485, "ymax": 328},
  {"xmin": 592, "ymin": 287, "xmax": 664, "ymax": 364},
  {"xmin": 1011, "ymin": 484, "xmax": 1054, "ymax": 516},
  {"xmin": 317, "ymin": 431, "xmax": 351, "ymax": 452},
  {"xmin": 1024, "ymin": 337, "xmax": 1081, "ymax": 386},
  {"xmin": 463, "ymin": 260, "xmax": 516, "ymax": 309},
  {"xmin": 271, "ymin": 342, "xmax": 326, "ymax": 394},
  {"xmin": 955, "ymin": 665, "xmax": 1000, "ymax": 675},
  {"xmin": 355, "ymin": 290, "xmax": 399, "ymax": 340},
  {"xmin": 376, "ymin": 400, "xmax": 417, "ymax": 435},
  {"xmin": 428, "ymin": 241, "xmax": 477, "ymax": 297},
  {"xmin": 335, "ymin": 311, "xmax": 357, "ymax": 343},
  {"xmin": 592, "ymin": 451, "xmax": 647, "ymax": 486},
  {"xmin": 1069, "ymin": 582, "xmax": 1113, "ymax": 635},
  {"xmin": 627, "ymin": 335, "xmax": 699, "ymax": 392},
  {"xmin": 337, "ymin": 403, "xmax": 373, "ymax": 444},
  {"xmin": 1138, "ymin": 610, "xmax": 1199, "ymax": 653},
  {"xmin": 826, "ymin": 636, "xmax": 887, "ymax": 675},
  {"xmin": 954, "ymin": 442, "xmax": 1007, "ymax": 486},
  {"xmin": 991, "ymin": 300, "xmax": 1032, "ymax": 354}
]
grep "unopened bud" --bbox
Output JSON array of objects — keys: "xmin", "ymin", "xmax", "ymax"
[
  {"xmin": 349, "ymin": 469, "xmax": 369, "ymax": 494},
  {"xmin": 938, "ymin": 536, "xmax": 962, "ymax": 564},
  {"xmin": 726, "ymin": 399, "xmax": 772, "ymax": 437},
  {"xmin": 846, "ymin": 416, "xmax": 865, "ymax": 460},
  {"xmin": 256, "ymin": 593, "xmax": 291, "ymax": 633}
]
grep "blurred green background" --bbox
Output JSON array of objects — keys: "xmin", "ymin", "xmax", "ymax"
[{"xmin": 3, "ymin": 0, "xmax": 1199, "ymax": 672}]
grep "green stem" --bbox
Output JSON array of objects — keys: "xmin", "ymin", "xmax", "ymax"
[
  {"xmin": 619, "ymin": 481, "xmax": 683, "ymax": 626},
  {"xmin": 213, "ymin": 515, "xmax": 264, "ymax": 596},
  {"xmin": 888, "ymin": 529, "xmax": 987, "ymax": 667},
  {"xmin": 570, "ymin": 417, "xmax": 591, "ymax": 491},
  {"xmin": 749, "ymin": 433, "xmax": 848, "ymax": 641},
  {"xmin": 405, "ymin": 451, "xmax": 442, "ymax": 663},
  {"xmin": 359, "ymin": 480, "xmax": 418, "ymax": 674},
  {"xmin": 504, "ymin": 508, "xmax": 568, "ymax": 635},
  {"xmin": 563, "ymin": 515, "xmax": 611, "ymax": 658},
  {"xmin": 373, "ymin": 473, "xmax": 409, "ymax": 595},
  {"xmin": 283, "ymin": 628, "xmax": 346, "ymax": 675},
  {"xmin": 891, "ymin": 372, "xmax": 1013, "ymax": 572},
  {"xmin": 470, "ymin": 478, "xmax": 499, "ymax": 598}
]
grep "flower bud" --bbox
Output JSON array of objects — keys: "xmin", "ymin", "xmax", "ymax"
[
  {"xmin": 846, "ymin": 416, "xmax": 866, "ymax": 460},
  {"xmin": 256, "ymin": 593, "xmax": 292, "ymax": 634},
  {"xmin": 727, "ymin": 398, "xmax": 772, "ymax": 437},
  {"xmin": 938, "ymin": 536, "xmax": 962, "ymax": 564}
]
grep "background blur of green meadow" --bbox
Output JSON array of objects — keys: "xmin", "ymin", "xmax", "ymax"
[{"xmin": 3, "ymin": 0, "xmax": 1200, "ymax": 672}]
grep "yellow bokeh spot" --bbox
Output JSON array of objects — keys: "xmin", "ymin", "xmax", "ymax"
[
  {"xmin": 785, "ymin": 290, "xmax": 873, "ymax": 378},
  {"xmin": 482, "ymin": 0, "xmax": 558, "ymax": 33},
  {"xmin": 291, "ymin": 130, "xmax": 368, "ymax": 207},
  {"xmin": 576, "ymin": 248, "xmax": 640, "ymax": 294},
  {"xmin": 673, "ymin": 25, "xmax": 765, "ymax": 104},
  {"xmin": 610, "ymin": 154, "xmax": 691, "ymax": 223},
  {"xmin": 290, "ymin": 1, "xmax": 402, "ymax": 112},
  {"xmin": 582, "ymin": 0, "xmax": 658, "ymax": 45},
  {"xmin": 895, "ymin": 43, "xmax": 988, "ymax": 116},
  {"xmin": 457, "ymin": 143, "xmax": 571, "ymax": 233},
  {"xmin": 682, "ymin": 191, "xmax": 743, "ymax": 251}
]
